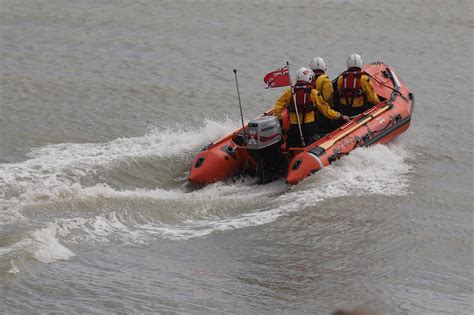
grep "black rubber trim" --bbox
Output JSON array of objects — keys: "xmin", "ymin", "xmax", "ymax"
[
  {"xmin": 201, "ymin": 143, "xmax": 213, "ymax": 151},
  {"xmin": 409, "ymin": 93, "xmax": 415, "ymax": 115},
  {"xmin": 221, "ymin": 145, "xmax": 237, "ymax": 160},
  {"xmin": 194, "ymin": 157, "xmax": 205, "ymax": 168},
  {"xmin": 310, "ymin": 146, "xmax": 325, "ymax": 156},
  {"xmin": 292, "ymin": 159, "xmax": 303, "ymax": 170}
]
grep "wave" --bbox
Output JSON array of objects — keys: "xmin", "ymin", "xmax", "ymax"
[
  {"xmin": 1, "ymin": 143, "xmax": 412, "ymax": 265},
  {"xmin": 0, "ymin": 119, "xmax": 239, "ymax": 224},
  {"xmin": 0, "ymin": 116, "xmax": 412, "ymax": 266}
]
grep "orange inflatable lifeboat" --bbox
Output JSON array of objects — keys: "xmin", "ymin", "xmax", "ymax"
[{"xmin": 188, "ymin": 62, "xmax": 414, "ymax": 185}]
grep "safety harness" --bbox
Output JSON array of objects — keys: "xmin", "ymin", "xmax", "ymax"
[
  {"xmin": 336, "ymin": 70, "xmax": 368, "ymax": 108},
  {"xmin": 313, "ymin": 70, "xmax": 325, "ymax": 83},
  {"xmin": 288, "ymin": 83, "xmax": 314, "ymax": 123}
]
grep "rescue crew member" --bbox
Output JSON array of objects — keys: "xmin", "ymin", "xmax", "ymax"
[
  {"xmin": 309, "ymin": 56, "xmax": 333, "ymax": 104},
  {"xmin": 334, "ymin": 53, "xmax": 381, "ymax": 116},
  {"xmin": 273, "ymin": 67, "xmax": 349, "ymax": 148},
  {"xmin": 309, "ymin": 56, "xmax": 335, "ymax": 134}
]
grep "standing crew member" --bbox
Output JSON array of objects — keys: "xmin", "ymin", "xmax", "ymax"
[
  {"xmin": 334, "ymin": 53, "xmax": 381, "ymax": 116},
  {"xmin": 273, "ymin": 67, "xmax": 348, "ymax": 148}
]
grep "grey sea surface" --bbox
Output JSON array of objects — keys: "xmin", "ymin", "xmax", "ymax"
[{"xmin": 1, "ymin": 0, "xmax": 472, "ymax": 314}]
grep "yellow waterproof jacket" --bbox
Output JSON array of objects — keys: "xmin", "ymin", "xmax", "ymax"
[
  {"xmin": 336, "ymin": 74, "xmax": 380, "ymax": 108},
  {"xmin": 273, "ymin": 88, "xmax": 341, "ymax": 124},
  {"xmin": 315, "ymin": 74, "xmax": 334, "ymax": 105}
]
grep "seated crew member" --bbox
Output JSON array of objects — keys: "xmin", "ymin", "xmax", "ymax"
[
  {"xmin": 334, "ymin": 53, "xmax": 381, "ymax": 117},
  {"xmin": 309, "ymin": 56, "xmax": 335, "ymax": 134},
  {"xmin": 309, "ymin": 56, "xmax": 333, "ymax": 104},
  {"xmin": 273, "ymin": 67, "xmax": 348, "ymax": 148}
]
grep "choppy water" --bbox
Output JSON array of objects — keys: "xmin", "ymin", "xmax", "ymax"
[{"xmin": 1, "ymin": 0, "xmax": 472, "ymax": 314}]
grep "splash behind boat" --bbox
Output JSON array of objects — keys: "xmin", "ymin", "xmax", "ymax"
[{"xmin": 188, "ymin": 62, "xmax": 414, "ymax": 185}]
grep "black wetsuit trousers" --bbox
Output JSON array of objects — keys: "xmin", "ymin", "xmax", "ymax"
[{"xmin": 287, "ymin": 122, "xmax": 318, "ymax": 148}]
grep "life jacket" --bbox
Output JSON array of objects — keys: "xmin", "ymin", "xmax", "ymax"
[
  {"xmin": 288, "ymin": 82, "xmax": 314, "ymax": 121},
  {"xmin": 312, "ymin": 70, "xmax": 325, "ymax": 83},
  {"xmin": 337, "ymin": 69, "xmax": 367, "ymax": 107}
]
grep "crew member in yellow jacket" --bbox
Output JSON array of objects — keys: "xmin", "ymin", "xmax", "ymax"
[
  {"xmin": 274, "ymin": 67, "xmax": 348, "ymax": 148},
  {"xmin": 335, "ymin": 53, "xmax": 381, "ymax": 116},
  {"xmin": 309, "ymin": 56, "xmax": 336, "ymax": 133},
  {"xmin": 309, "ymin": 56, "xmax": 333, "ymax": 104}
]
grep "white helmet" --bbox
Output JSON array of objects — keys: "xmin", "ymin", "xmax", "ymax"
[
  {"xmin": 346, "ymin": 53, "xmax": 363, "ymax": 69},
  {"xmin": 295, "ymin": 67, "xmax": 314, "ymax": 83},
  {"xmin": 309, "ymin": 57, "xmax": 326, "ymax": 72}
]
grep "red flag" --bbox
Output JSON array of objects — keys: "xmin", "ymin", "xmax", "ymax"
[{"xmin": 263, "ymin": 65, "xmax": 290, "ymax": 88}]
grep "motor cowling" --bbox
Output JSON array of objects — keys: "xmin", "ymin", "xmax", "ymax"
[
  {"xmin": 241, "ymin": 116, "xmax": 282, "ymax": 150},
  {"xmin": 237, "ymin": 116, "xmax": 283, "ymax": 184}
]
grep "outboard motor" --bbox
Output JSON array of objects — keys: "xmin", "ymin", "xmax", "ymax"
[{"xmin": 239, "ymin": 116, "xmax": 284, "ymax": 183}]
